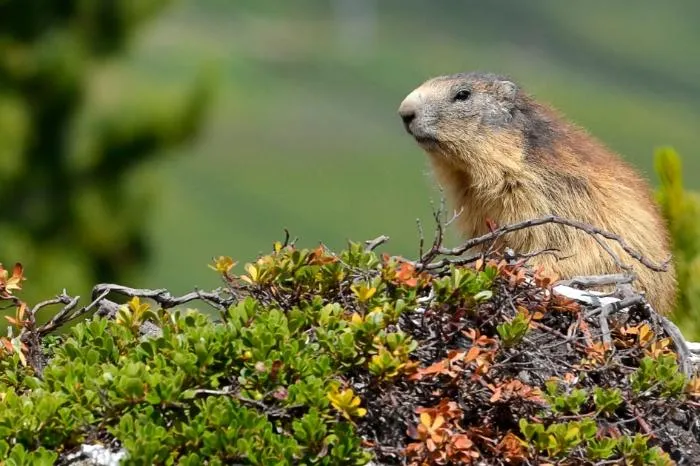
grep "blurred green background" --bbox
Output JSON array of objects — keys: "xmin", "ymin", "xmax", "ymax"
[{"xmin": 1, "ymin": 0, "xmax": 699, "ymax": 328}]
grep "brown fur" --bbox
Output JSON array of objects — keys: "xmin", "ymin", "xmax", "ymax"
[{"xmin": 398, "ymin": 74, "xmax": 677, "ymax": 314}]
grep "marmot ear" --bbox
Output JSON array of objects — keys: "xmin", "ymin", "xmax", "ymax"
[{"xmin": 495, "ymin": 80, "xmax": 518, "ymax": 101}]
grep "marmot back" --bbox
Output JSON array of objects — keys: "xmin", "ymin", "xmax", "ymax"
[{"xmin": 397, "ymin": 71, "xmax": 677, "ymax": 314}]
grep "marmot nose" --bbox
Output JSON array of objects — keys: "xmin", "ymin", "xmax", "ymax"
[
  {"xmin": 398, "ymin": 91, "xmax": 422, "ymax": 133},
  {"xmin": 399, "ymin": 109, "xmax": 415, "ymax": 127},
  {"xmin": 398, "ymin": 102, "xmax": 418, "ymax": 133}
]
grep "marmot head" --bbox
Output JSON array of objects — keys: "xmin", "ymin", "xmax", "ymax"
[{"xmin": 398, "ymin": 72, "xmax": 532, "ymax": 167}]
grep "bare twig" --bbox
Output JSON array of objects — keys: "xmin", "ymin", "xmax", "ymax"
[
  {"xmin": 415, "ymin": 214, "xmax": 670, "ymax": 273},
  {"xmin": 402, "ymin": 247, "xmax": 563, "ymax": 274},
  {"xmin": 188, "ymin": 387, "xmax": 233, "ymax": 397},
  {"xmin": 436, "ymin": 193, "xmax": 446, "ymax": 224},
  {"xmin": 416, "ymin": 218, "xmax": 425, "ymax": 260},
  {"xmin": 364, "ymin": 235, "xmax": 390, "ymax": 252},
  {"xmin": 585, "ymin": 295, "xmax": 644, "ymax": 319},
  {"xmin": 421, "ymin": 203, "xmax": 446, "ymax": 266},
  {"xmin": 632, "ymin": 405, "xmax": 654, "ymax": 436},
  {"xmin": 30, "ymin": 292, "xmax": 78, "ymax": 321},
  {"xmin": 412, "ymin": 254, "xmax": 482, "ymax": 272},
  {"xmin": 556, "ymin": 274, "xmax": 634, "ymax": 288},
  {"xmin": 18, "ymin": 283, "xmax": 236, "ymax": 347},
  {"xmin": 508, "ymin": 247, "xmax": 567, "ymax": 262},
  {"xmin": 187, "ymin": 387, "xmax": 297, "ymax": 418},
  {"xmin": 598, "ymin": 305, "xmax": 613, "ymax": 350},
  {"xmin": 31, "ymin": 293, "xmax": 84, "ymax": 336},
  {"xmin": 444, "ymin": 206, "xmax": 464, "ymax": 227},
  {"xmin": 657, "ymin": 314, "xmax": 694, "ymax": 378},
  {"xmin": 592, "ymin": 234, "xmax": 633, "ymax": 272},
  {"xmin": 558, "ymin": 290, "xmax": 645, "ymax": 354},
  {"xmin": 90, "ymin": 284, "xmax": 234, "ymax": 311}
]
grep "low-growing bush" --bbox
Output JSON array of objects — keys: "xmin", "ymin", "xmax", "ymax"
[{"xmin": 0, "ymin": 223, "xmax": 698, "ymax": 465}]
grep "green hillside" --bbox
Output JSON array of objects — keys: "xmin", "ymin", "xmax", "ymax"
[{"xmin": 101, "ymin": 0, "xmax": 700, "ymax": 295}]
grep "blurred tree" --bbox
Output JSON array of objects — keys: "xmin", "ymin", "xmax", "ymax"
[
  {"xmin": 0, "ymin": 1, "xmax": 213, "ymax": 311},
  {"xmin": 654, "ymin": 147, "xmax": 700, "ymax": 339}
]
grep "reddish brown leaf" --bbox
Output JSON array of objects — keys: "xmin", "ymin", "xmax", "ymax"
[
  {"xmin": 464, "ymin": 346, "xmax": 481, "ymax": 363},
  {"xmin": 395, "ymin": 262, "xmax": 419, "ymax": 287}
]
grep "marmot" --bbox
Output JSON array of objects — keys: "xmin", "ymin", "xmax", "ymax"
[{"xmin": 397, "ymin": 71, "xmax": 677, "ymax": 314}]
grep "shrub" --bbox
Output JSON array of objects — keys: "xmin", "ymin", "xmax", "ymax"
[{"xmin": 0, "ymin": 223, "xmax": 698, "ymax": 464}]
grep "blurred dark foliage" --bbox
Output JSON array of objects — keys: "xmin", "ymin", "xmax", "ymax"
[
  {"xmin": 0, "ymin": 0, "xmax": 213, "ymax": 307},
  {"xmin": 655, "ymin": 148, "xmax": 700, "ymax": 339}
]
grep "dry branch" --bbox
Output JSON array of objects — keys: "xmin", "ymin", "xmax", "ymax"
[
  {"xmin": 90, "ymin": 283, "xmax": 234, "ymax": 312},
  {"xmin": 414, "ymin": 214, "xmax": 671, "ymax": 274},
  {"xmin": 556, "ymin": 274, "xmax": 634, "ymax": 288},
  {"xmin": 364, "ymin": 235, "xmax": 390, "ymax": 252}
]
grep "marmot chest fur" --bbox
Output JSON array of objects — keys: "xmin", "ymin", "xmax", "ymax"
[{"xmin": 397, "ymin": 71, "xmax": 676, "ymax": 315}]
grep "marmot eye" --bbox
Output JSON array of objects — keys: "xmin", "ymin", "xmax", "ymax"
[{"xmin": 453, "ymin": 90, "xmax": 471, "ymax": 101}]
